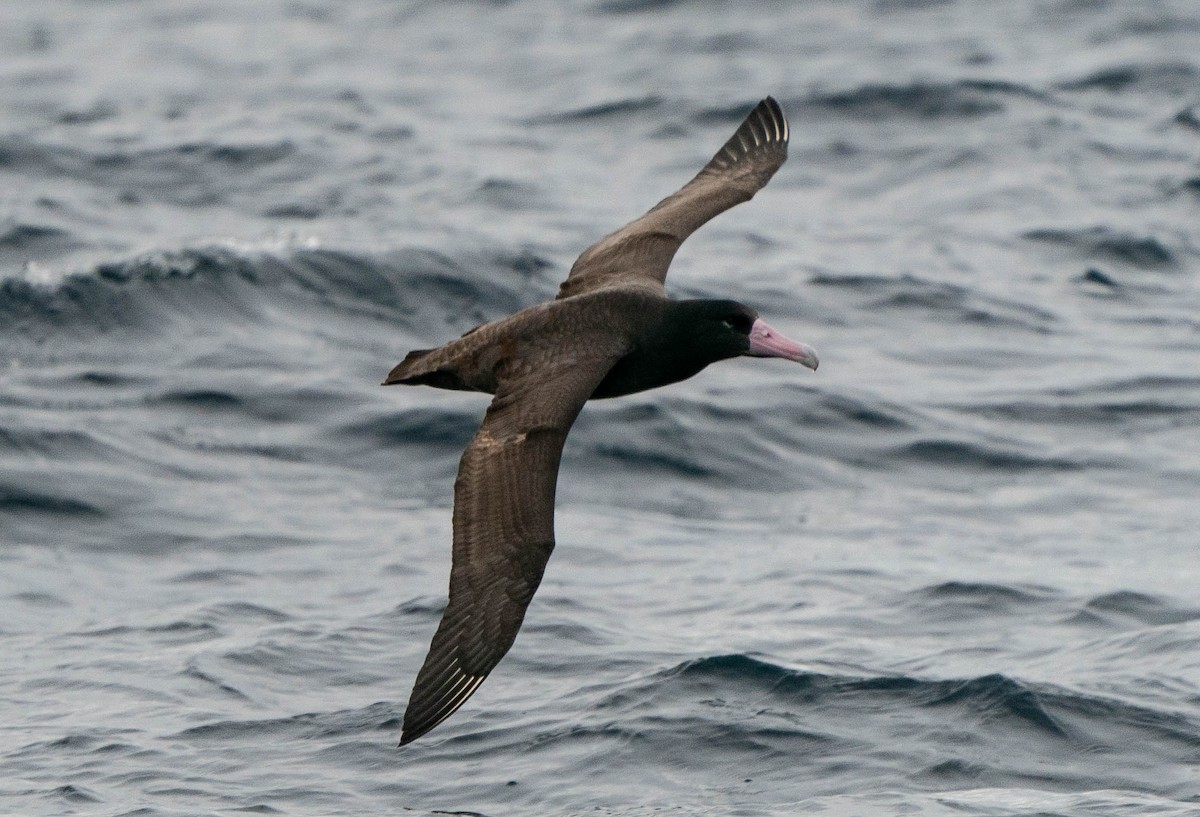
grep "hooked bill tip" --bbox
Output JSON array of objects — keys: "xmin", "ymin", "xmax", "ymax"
[{"xmin": 747, "ymin": 318, "xmax": 818, "ymax": 370}]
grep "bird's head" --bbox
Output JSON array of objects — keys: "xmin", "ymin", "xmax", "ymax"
[{"xmin": 687, "ymin": 300, "xmax": 819, "ymax": 370}]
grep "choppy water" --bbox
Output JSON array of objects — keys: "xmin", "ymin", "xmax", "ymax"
[{"xmin": 3, "ymin": 1, "xmax": 1200, "ymax": 815}]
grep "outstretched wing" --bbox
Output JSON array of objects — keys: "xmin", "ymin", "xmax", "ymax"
[
  {"xmin": 399, "ymin": 344, "xmax": 624, "ymax": 745},
  {"xmin": 557, "ymin": 96, "xmax": 789, "ymax": 300}
]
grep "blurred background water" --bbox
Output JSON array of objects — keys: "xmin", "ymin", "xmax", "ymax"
[{"xmin": 2, "ymin": 1, "xmax": 1199, "ymax": 815}]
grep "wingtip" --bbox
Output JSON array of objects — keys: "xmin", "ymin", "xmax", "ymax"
[
  {"xmin": 399, "ymin": 662, "xmax": 490, "ymax": 746},
  {"xmin": 758, "ymin": 95, "xmax": 788, "ymax": 143},
  {"xmin": 396, "ymin": 715, "xmax": 445, "ymax": 746},
  {"xmin": 397, "ymin": 721, "xmax": 430, "ymax": 747}
]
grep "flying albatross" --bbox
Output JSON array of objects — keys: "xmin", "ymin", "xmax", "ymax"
[{"xmin": 385, "ymin": 96, "xmax": 818, "ymax": 745}]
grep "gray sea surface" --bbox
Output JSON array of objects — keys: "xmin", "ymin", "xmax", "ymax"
[{"xmin": 2, "ymin": 1, "xmax": 1199, "ymax": 815}]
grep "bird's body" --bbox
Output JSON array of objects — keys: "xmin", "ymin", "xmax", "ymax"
[{"xmin": 385, "ymin": 97, "xmax": 818, "ymax": 745}]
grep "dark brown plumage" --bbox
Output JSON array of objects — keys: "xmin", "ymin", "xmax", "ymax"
[{"xmin": 385, "ymin": 97, "xmax": 818, "ymax": 745}]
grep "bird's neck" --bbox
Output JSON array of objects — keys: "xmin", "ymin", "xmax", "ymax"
[{"xmin": 590, "ymin": 300, "xmax": 737, "ymax": 399}]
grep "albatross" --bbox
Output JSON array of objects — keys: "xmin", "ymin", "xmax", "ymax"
[{"xmin": 385, "ymin": 96, "xmax": 818, "ymax": 745}]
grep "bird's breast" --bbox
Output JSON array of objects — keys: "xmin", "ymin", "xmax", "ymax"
[{"xmin": 590, "ymin": 342, "xmax": 708, "ymax": 399}]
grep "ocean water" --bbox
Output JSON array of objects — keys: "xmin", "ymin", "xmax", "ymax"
[{"xmin": 2, "ymin": 1, "xmax": 1199, "ymax": 814}]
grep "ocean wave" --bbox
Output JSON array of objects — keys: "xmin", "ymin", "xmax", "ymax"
[
  {"xmin": 0, "ymin": 425, "xmax": 115, "ymax": 459},
  {"xmin": 149, "ymin": 385, "xmax": 346, "ymax": 425},
  {"xmin": 575, "ymin": 401, "xmax": 735, "ymax": 479},
  {"xmin": 1023, "ymin": 226, "xmax": 1176, "ymax": 269},
  {"xmin": 0, "ymin": 244, "xmax": 548, "ymax": 336},
  {"xmin": 571, "ymin": 654, "xmax": 1200, "ymax": 778},
  {"xmin": 528, "ymin": 95, "xmax": 664, "ymax": 124},
  {"xmin": 1176, "ymin": 106, "xmax": 1200, "ymax": 132},
  {"xmin": 951, "ymin": 375, "xmax": 1200, "ymax": 427},
  {"xmin": 571, "ymin": 395, "xmax": 833, "ymax": 490},
  {"xmin": 1057, "ymin": 62, "xmax": 1200, "ymax": 94},
  {"xmin": 175, "ymin": 700, "xmax": 397, "ymax": 742},
  {"xmin": 906, "ymin": 581, "xmax": 1058, "ymax": 618},
  {"xmin": 888, "ymin": 438, "xmax": 1085, "ymax": 471},
  {"xmin": 1075, "ymin": 590, "xmax": 1200, "ymax": 628},
  {"xmin": 781, "ymin": 388, "xmax": 917, "ymax": 431},
  {"xmin": 801, "ymin": 79, "xmax": 1044, "ymax": 120},
  {"xmin": 809, "ymin": 272, "xmax": 1058, "ymax": 330},
  {"xmin": 337, "ymin": 405, "xmax": 481, "ymax": 453},
  {"xmin": 526, "ymin": 79, "xmax": 1043, "ymax": 134},
  {"xmin": 605, "ymin": 655, "xmax": 1081, "ymax": 737},
  {"xmin": 0, "ymin": 221, "xmax": 75, "ymax": 252},
  {"xmin": 598, "ymin": 0, "xmax": 698, "ymax": 14},
  {"xmin": 568, "ymin": 383, "xmax": 1078, "ymax": 487},
  {"xmin": 0, "ymin": 133, "xmax": 302, "ymax": 209},
  {"xmin": 0, "ymin": 482, "xmax": 105, "ymax": 518},
  {"xmin": 74, "ymin": 620, "xmax": 221, "ymax": 645},
  {"xmin": 469, "ymin": 650, "xmax": 1200, "ymax": 807}
]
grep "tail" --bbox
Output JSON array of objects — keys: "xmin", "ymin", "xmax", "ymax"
[
  {"xmin": 383, "ymin": 348, "xmax": 476, "ymax": 391},
  {"xmin": 383, "ymin": 348, "xmax": 436, "ymax": 385}
]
